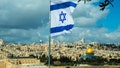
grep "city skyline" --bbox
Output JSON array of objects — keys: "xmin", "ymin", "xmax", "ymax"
[{"xmin": 0, "ymin": 0, "xmax": 120, "ymax": 44}]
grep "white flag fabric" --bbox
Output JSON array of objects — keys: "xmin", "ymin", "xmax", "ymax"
[{"xmin": 50, "ymin": 0, "xmax": 77, "ymax": 36}]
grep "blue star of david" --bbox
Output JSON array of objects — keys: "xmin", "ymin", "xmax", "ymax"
[{"xmin": 59, "ymin": 11, "xmax": 66, "ymax": 23}]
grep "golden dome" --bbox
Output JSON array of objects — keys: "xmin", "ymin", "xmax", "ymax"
[{"xmin": 86, "ymin": 47, "xmax": 94, "ymax": 54}]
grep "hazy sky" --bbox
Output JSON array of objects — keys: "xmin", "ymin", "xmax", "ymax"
[{"xmin": 0, "ymin": 0, "xmax": 120, "ymax": 44}]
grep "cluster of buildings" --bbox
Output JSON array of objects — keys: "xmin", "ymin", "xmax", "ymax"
[{"xmin": 0, "ymin": 39, "xmax": 120, "ymax": 68}]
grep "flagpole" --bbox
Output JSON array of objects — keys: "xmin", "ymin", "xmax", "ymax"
[
  {"xmin": 48, "ymin": 0, "xmax": 51, "ymax": 68},
  {"xmin": 48, "ymin": 35, "xmax": 51, "ymax": 68}
]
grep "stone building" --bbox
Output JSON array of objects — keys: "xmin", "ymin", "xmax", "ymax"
[
  {"xmin": 17, "ymin": 57, "xmax": 40, "ymax": 64},
  {"xmin": 0, "ymin": 39, "xmax": 4, "ymax": 45}
]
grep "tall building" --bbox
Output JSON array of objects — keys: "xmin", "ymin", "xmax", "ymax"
[
  {"xmin": 81, "ymin": 38, "xmax": 85, "ymax": 44},
  {"xmin": 51, "ymin": 39, "xmax": 54, "ymax": 46},
  {"xmin": 0, "ymin": 39, "xmax": 4, "ymax": 45}
]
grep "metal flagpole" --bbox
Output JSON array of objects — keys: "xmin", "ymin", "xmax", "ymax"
[
  {"xmin": 48, "ymin": 35, "xmax": 51, "ymax": 68},
  {"xmin": 48, "ymin": 0, "xmax": 51, "ymax": 68}
]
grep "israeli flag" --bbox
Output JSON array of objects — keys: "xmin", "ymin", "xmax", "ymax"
[{"xmin": 50, "ymin": 0, "xmax": 77, "ymax": 36}]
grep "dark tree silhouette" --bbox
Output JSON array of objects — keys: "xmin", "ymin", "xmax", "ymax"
[
  {"xmin": 78, "ymin": 0, "xmax": 92, "ymax": 4},
  {"xmin": 78, "ymin": 0, "xmax": 114, "ymax": 11},
  {"xmin": 99, "ymin": 0, "xmax": 114, "ymax": 11}
]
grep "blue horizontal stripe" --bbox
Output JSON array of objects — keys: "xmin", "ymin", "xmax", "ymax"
[
  {"xmin": 50, "ymin": 2, "xmax": 77, "ymax": 11},
  {"xmin": 50, "ymin": 24, "xmax": 73, "ymax": 33}
]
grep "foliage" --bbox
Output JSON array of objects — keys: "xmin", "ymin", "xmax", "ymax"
[
  {"xmin": 78, "ymin": 0, "xmax": 114, "ymax": 11},
  {"xmin": 99, "ymin": 0, "xmax": 114, "ymax": 11}
]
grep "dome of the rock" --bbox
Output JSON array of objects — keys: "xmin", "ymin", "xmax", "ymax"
[{"xmin": 86, "ymin": 47, "xmax": 94, "ymax": 54}]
